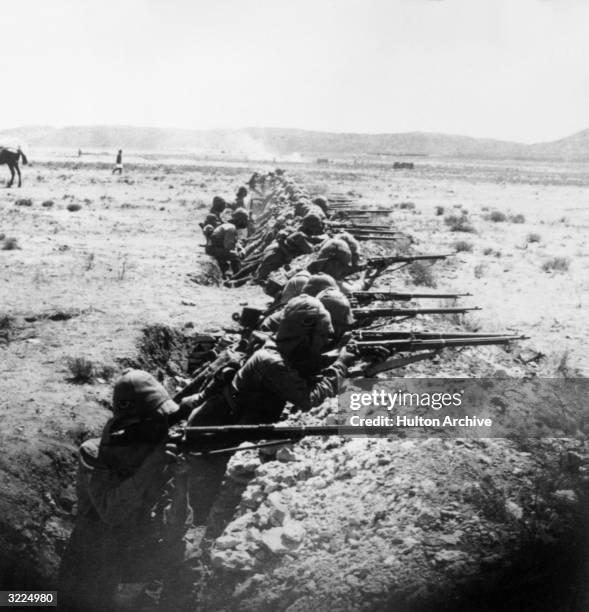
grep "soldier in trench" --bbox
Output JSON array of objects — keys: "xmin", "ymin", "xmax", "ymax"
[{"xmin": 58, "ymin": 369, "xmax": 196, "ymax": 612}]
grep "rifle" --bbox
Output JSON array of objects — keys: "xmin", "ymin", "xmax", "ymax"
[
  {"xmin": 354, "ymin": 330, "xmax": 525, "ymax": 341},
  {"xmin": 347, "ymin": 334, "xmax": 528, "ymax": 376},
  {"xmin": 351, "ymin": 291, "xmax": 471, "ymax": 304},
  {"xmin": 180, "ymin": 424, "xmax": 382, "ymax": 456},
  {"xmin": 353, "ymin": 253, "xmax": 453, "ymax": 289},
  {"xmin": 352, "ymin": 306, "xmax": 481, "ymax": 323}
]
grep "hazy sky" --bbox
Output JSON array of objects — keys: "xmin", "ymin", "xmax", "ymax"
[{"xmin": 2, "ymin": 0, "xmax": 589, "ymax": 142}]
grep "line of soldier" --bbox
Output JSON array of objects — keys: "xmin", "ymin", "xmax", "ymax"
[{"xmin": 58, "ymin": 170, "xmax": 522, "ymax": 611}]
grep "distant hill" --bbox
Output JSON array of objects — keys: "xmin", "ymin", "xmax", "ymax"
[{"xmin": 2, "ymin": 125, "xmax": 589, "ymax": 161}]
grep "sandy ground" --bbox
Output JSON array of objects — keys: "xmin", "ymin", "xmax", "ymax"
[{"xmin": 0, "ymin": 155, "xmax": 587, "ymax": 603}]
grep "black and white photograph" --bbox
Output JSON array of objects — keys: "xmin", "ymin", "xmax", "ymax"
[{"xmin": 0, "ymin": 1, "xmax": 588, "ymax": 610}]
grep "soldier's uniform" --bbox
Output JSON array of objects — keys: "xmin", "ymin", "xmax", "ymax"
[
  {"xmin": 205, "ymin": 209, "xmax": 249, "ymax": 277},
  {"xmin": 184, "ymin": 296, "xmax": 350, "ymax": 527},
  {"xmin": 58, "ymin": 370, "xmax": 190, "ymax": 612}
]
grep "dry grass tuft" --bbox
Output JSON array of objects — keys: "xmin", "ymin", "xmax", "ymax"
[
  {"xmin": 454, "ymin": 240, "xmax": 473, "ymax": 253},
  {"xmin": 510, "ymin": 214, "xmax": 526, "ymax": 224},
  {"xmin": 444, "ymin": 214, "xmax": 475, "ymax": 233},
  {"xmin": 486, "ymin": 210, "xmax": 507, "ymax": 222},
  {"xmin": 2, "ymin": 237, "xmax": 19, "ymax": 251},
  {"xmin": 407, "ymin": 261, "xmax": 437, "ymax": 288},
  {"xmin": 66, "ymin": 357, "xmax": 95, "ymax": 384},
  {"xmin": 526, "ymin": 233, "xmax": 541, "ymax": 243},
  {"xmin": 542, "ymin": 257, "xmax": 570, "ymax": 273}
]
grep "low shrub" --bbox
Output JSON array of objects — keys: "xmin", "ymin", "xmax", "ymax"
[
  {"xmin": 454, "ymin": 240, "xmax": 473, "ymax": 253},
  {"xmin": 399, "ymin": 201, "xmax": 415, "ymax": 210},
  {"xmin": 486, "ymin": 210, "xmax": 507, "ymax": 222},
  {"xmin": 510, "ymin": 214, "xmax": 526, "ymax": 224},
  {"xmin": 408, "ymin": 261, "xmax": 437, "ymax": 288},
  {"xmin": 42, "ymin": 200, "xmax": 55, "ymax": 208},
  {"xmin": 435, "ymin": 205, "xmax": 444, "ymax": 216},
  {"xmin": 527, "ymin": 233, "xmax": 541, "ymax": 243},
  {"xmin": 67, "ymin": 203, "xmax": 82, "ymax": 212},
  {"xmin": 444, "ymin": 214, "xmax": 475, "ymax": 233},
  {"xmin": 542, "ymin": 257, "xmax": 569, "ymax": 273},
  {"xmin": 67, "ymin": 357, "xmax": 95, "ymax": 383},
  {"xmin": 2, "ymin": 237, "xmax": 19, "ymax": 250},
  {"xmin": 15, "ymin": 198, "xmax": 33, "ymax": 207}
]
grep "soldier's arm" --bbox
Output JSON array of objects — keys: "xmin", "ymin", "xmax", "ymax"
[
  {"xmin": 83, "ymin": 446, "xmax": 169, "ymax": 527},
  {"xmin": 261, "ymin": 357, "xmax": 347, "ymax": 412},
  {"xmin": 223, "ymin": 226, "xmax": 238, "ymax": 250}
]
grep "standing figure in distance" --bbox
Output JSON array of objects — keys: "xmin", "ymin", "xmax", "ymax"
[{"xmin": 112, "ymin": 149, "xmax": 123, "ymax": 175}]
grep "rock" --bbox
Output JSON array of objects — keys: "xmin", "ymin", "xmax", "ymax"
[
  {"xmin": 553, "ymin": 489, "xmax": 578, "ymax": 504},
  {"xmin": 210, "ymin": 548, "xmax": 255, "ymax": 571},
  {"xmin": 241, "ymin": 485, "xmax": 265, "ymax": 509},
  {"xmin": 266, "ymin": 492, "xmax": 288, "ymax": 526},
  {"xmin": 505, "ymin": 500, "xmax": 523, "ymax": 520},
  {"xmin": 216, "ymin": 533, "xmax": 245, "ymax": 550},
  {"xmin": 282, "ymin": 521, "xmax": 305, "ymax": 545},
  {"xmin": 307, "ymin": 476, "xmax": 328, "ymax": 489},
  {"xmin": 276, "ymin": 446, "xmax": 297, "ymax": 462},
  {"xmin": 260, "ymin": 528, "xmax": 289, "ymax": 555},
  {"xmin": 433, "ymin": 549, "xmax": 467, "ymax": 566}
]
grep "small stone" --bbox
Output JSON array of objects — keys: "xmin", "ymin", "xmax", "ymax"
[
  {"xmin": 282, "ymin": 521, "xmax": 305, "ymax": 545},
  {"xmin": 261, "ymin": 528, "xmax": 289, "ymax": 555},
  {"xmin": 553, "ymin": 489, "xmax": 578, "ymax": 504},
  {"xmin": 505, "ymin": 500, "xmax": 523, "ymax": 520},
  {"xmin": 276, "ymin": 446, "xmax": 297, "ymax": 462},
  {"xmin": 216, "ymin": 533, "xmax": 244, "ymax": 550}
]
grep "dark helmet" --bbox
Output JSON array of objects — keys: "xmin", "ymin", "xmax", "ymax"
[
  {"xmin": 300, "ymin": 213, "xmax": 324, "ymax": 236},
  {"xmin": 237, "ymin": 186, "xmax": 248, "ymax": 198},
  {"xmin": 112, "ymin": 369, "xmax": 178, "ymax": 418},
  {"xmin": 211, "ymin": 196, "xmax": 226, "ymax": 214},
  {"xmin": 276, "ymin": 295, "xmax": 333, "ymax": 355},
  {"xmin": 232, "ymin": 207, "xmax": 249, "ymax": 228},
  {"xmin": 312, "ymin": 196, "xmax": 328, "ymax": 214},
  {"xmin": 302, "ymin": 273, "xmax": 338, "ymax": 297}
]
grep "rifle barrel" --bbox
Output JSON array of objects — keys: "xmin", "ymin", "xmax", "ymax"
[
  {"xmin": 355, "ymin": 330, "xmax": 526, "ymax": 340},
  {"xmin": 352, "ymin": 307, "xmax": 481, "ymax": 318},
  {"xmin": 352, "ymin": 292, "xmax": 472, "ymax": 302},
  {"xmin": 353, "ymin": 336, "xmax": 524, "ymax": 351}
]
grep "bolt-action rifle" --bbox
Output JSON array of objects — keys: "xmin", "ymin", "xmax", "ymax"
[
  {"xmin": 352, "ymin": 306, "xmax": 481, "ymax": 323},
  {"xmin": 179, "ymin": 424, "xmax": 383, "ymax": 456},
  {"xmin": 350, "ymin": 253, "xmax": 453, "ymax": 290},
  {"xmin": 351, "ymin": 291, "xmax": 471, "ymax": 305},
  {"xmin": 346, "ymin": 333, "xmax": 528, "ymax": 376}
]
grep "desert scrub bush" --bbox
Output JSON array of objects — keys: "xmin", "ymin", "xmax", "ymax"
[
  {"xmin": 399, "ymin": 201, "xmax": 415, "ymax": 210},
  {"xmin": 42, "ymin": 200, "xmax": 54, "ymax": 208},
  {"xmin": 67, "ymin": 357, "xmax": 95, "ymax": 383},
  {"xmin": 542, "ymin": 257, "xmax": 570, "ymax": 273},
  {"xmin": 474, "ymin": 263, "xmax": 486, "ymax": 278},
  {"xmin": 407, "ymin": 261, "xmax": 437, "ymax": 288},
  {"xmin": 483, "ymin": 247, "xmax": 501, "ymax": 257},
  {"xmin": 0, "ymin": 232, "xmax": 5, "ymax": 241},
  {"xmin": 15, "ymin": 198, "xmax": 33, "ymax": 207},
  {"xmin": 2, "ymin": 237, "xmax": 19, "ymax": 250},
  {"xmin": 435, "ymin": 205, "xmax": 444, "ymax": 216},
  {"xmin": 67, "ymin": 203, "xmax": 82, "ymax": 212},
  {"xmin": 527, "ymin": 233, "xmax": 541, "ymax": 243},
  {"xmin": 454, "ymin": 240, "xmax": 473, "ymax": 253},
  {"xmin": 510, "ymin": 214, "xmax": 526, "ymax": 224},
  {"xmin": 444, "ymin": 214, "xmax": 475, "ymax": 233},
  {"xmin": 485, "ymin": 210, "xmax": 507, "ymax": 222}
]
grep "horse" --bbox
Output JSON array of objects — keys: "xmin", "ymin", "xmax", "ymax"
[{"xmin": 0, "ymin": 147, "xmax": 28, "ymax": 187}]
